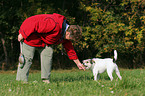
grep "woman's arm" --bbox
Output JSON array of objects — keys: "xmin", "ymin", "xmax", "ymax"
[{"xmin": 73, "ymin": 59, "xmax": 85, "ymax": 71}]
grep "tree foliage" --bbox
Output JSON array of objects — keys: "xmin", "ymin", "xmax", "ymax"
[
  {"xmin": 0, "ymin": 0, "xmax": 145, "ymax": 70},
  {"xmin": 81, "ymin": 0, "xmax": 145, "ymax": 68}
]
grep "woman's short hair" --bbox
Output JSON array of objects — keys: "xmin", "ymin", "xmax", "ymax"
[{"xmin": 67, "ymin": 25, "xmax": 82, "ymax": 41}]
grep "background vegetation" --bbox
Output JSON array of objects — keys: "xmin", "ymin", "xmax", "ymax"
[{"xmin": 0, "ymin": 0, "xmax": 145, "ymax": 70}]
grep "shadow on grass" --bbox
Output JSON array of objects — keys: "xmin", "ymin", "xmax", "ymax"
[
  {"xmin": 50, "ymin": 72, "xmax": 93, "ymax": 82},
  {"xmin": 50, "ymin": 72, "xmax": 113, "ymax": 83}
]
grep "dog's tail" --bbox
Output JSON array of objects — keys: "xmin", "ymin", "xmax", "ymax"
[{"xmin": 113, "ymin": 50, "xmax": 117, "ymax": 62}]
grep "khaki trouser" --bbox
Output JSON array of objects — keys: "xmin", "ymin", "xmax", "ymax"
[{"xmin": 16, "ymin": 43, "xmax": 53, "ymax": 82}]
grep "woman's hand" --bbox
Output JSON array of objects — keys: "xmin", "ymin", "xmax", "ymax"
[
  {"xmin": 18, "ymin": 33, "xmax": 24, "ymax": 42},
  {"xmin": 73, "ymin": 59, "xmax": 86, "ymax": 71}
]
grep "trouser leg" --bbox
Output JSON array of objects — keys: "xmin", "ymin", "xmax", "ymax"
[
  {"xmin": 38, "ymin": 46, "xmax": 53, "ymax": 80},
  {"xmin": 16, "ymin": 43, "xmax": 35, "ymax": 82}
]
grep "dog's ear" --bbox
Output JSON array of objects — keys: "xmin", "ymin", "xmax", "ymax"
[
  {"xmin": 90, "ymin": 59, "xmax": 95, "ymax": 64},
  {"xmin": 92, "ymin": 60, "xmax": 95, "ymax": 63}
]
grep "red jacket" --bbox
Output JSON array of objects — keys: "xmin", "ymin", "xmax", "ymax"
[{"xmin": 19, "ymin": 13, "xmax": 78, "ymax": 60}]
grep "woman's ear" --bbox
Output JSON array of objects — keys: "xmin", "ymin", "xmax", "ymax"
[
  {"xmin": 66, "ymin": 31, "xmax": 70, "ymax": 36},
  {"xmin": 65, "ymin": 31, "xmax": 70, "ymax": 39}
]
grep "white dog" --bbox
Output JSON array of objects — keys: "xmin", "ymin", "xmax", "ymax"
[{"xmin": 83, "ymin": 50, "xmax": 122, "ymax": 81}]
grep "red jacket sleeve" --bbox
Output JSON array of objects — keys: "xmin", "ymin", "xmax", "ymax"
[{"xmin": 62, "ymin": 40, "xmax": 78, "ymax": 60}]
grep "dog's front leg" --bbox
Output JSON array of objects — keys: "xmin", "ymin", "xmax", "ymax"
[
  {"xmin": 93, "ymin": 72, "xmax": 98, "ymax": 81},
  {"xmin": 97, "ymin": 74, "xmax": 100, "ymax": 80}
]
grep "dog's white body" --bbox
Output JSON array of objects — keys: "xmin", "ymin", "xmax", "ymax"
[{"xmin": 83, "ymin": 50, "xmax": 122, "ymax": 81}]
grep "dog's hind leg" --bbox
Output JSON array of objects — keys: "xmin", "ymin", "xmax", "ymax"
[
  {"xmin": 115, "ymin": 66, "xmax": 122, "ymax": 80},
  {"xmin": 107, "ymin": 69, "xmax": 113, "ymax": 81}
]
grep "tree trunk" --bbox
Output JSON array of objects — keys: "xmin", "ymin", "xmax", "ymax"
[
  {"xmin": 0, "ymin": 32, "xmax": 8, "ymax": 70},
  {"xmin": 11, "ymin": 40, "xmax": 14, "ymax": 64}
]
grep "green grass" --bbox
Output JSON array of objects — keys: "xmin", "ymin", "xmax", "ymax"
[{"xmin": 0, "ymin": 69, "xmax": 145, "ymax": 96}]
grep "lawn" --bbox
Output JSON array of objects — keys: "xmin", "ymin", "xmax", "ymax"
[{"xmin": 0, "ymin": 69, "xmax": 144, "ymax": 96}]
